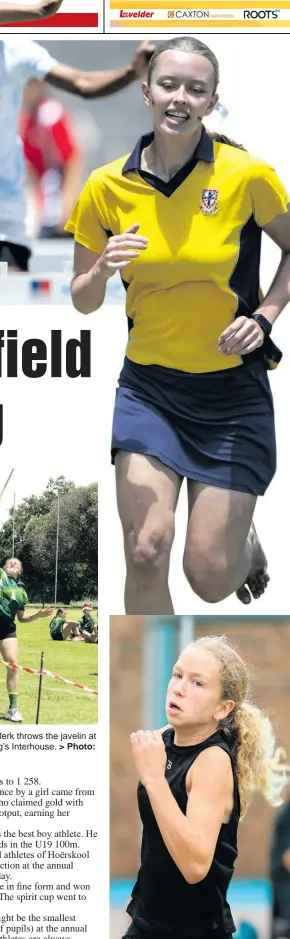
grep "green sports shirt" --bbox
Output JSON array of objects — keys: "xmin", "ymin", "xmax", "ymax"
[
  {"xmin": 49, "ymin": 615, "xmax": 66, "ymax": 638},
  {"xmin": 0, "ymin": 567, "xmax": 28, "ymax": 622},
  {"xmin": 79, "ymin": 614, "xmax": 95, "ymax": 635}
]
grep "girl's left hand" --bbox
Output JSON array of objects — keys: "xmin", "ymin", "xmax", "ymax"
[
  {"xmin": 130, "ymin": 729, "xmax": 167, "ymax": 788},
  {"xmin": 218, "ymin": 315, "xmax": 265, "ymax": 356}
]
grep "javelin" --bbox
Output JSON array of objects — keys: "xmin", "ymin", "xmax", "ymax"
[{"xmin": 0, "ymin": 469, "xmax": 14, "ymax": 502}]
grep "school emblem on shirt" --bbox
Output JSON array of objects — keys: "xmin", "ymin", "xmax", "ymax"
[{"xmin": 200, "ymin": 189, "xmax": 219, "ymax": 215}]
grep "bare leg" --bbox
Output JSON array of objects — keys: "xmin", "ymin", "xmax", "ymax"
[
  {"xmin": 115, "ymin": 451, "xmax": 182, "ymax": 614},
  {"xmin": 0, "ymin": 637, "xmax": 18, "ymax": 694},
  {"xmin": 62, "ymin": 622, "xmax": 79, "ymax": 640},
  {"xmin": 183, "ymin": 481, "xmax": 263, "ymax": 603},
  {"xmin": 82, "ymin": 631, "xmax": 98, "ymax": 643}
]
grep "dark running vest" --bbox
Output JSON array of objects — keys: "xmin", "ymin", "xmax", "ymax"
[{"xmin": 127, "ymin": 728, "xmax": 240, "ymax": 939}]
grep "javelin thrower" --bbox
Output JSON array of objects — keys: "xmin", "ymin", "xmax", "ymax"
[{"xmin": 0, "ymin": 558, "xmax": 52, "ymax": 722}]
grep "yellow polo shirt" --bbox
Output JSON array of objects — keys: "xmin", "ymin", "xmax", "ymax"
[{"xmin": 65, "ymin": 128, "xmax": 289, "ymax": 373}]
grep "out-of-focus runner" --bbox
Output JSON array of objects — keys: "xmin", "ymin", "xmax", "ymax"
[
  {"xmin": 0, "ymin": 38, "xmax": 155, "ymax": 271},
  {"xmin": 20, "ymin": 79, "xmax": 83, "ymax": 239}
]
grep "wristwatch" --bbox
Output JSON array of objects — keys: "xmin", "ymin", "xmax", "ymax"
[{"xmin": 251, "ymin": 313, "xmax": 272, "ymax": 336}]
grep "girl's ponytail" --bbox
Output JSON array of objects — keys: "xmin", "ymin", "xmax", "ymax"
[
  {"xmin": 194, "ymin": 635, "xmax": 289, "ymax": 817},
  {"xmin": 223, "ymin": 701, "xmax": 289, "ymax": 816}
]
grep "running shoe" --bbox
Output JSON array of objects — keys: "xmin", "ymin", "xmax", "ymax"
[{"xmin": 3, "ymin": 707, "xmax": 23, "ymax": 723}]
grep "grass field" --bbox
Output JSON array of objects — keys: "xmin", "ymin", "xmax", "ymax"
[{"xmin": 0, "ymin": 608, "xmax": 98, "ymax": 725}]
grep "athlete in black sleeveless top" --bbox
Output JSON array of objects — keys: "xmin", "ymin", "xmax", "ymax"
[
  {"xmin": 127, "ymin": 727, "xmax": 239, "ymax": 939},
  {"xmin": 121, "ymin": 640, "xmax": 241, "ymax": 939},
  {"xmin": 120, "ymin": 636, "xmax": 288, "ymax": 939}
]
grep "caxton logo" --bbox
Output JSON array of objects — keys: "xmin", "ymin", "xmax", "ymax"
[
  {"xmin": 168, "ymin": 7, "xmax": 210, "ymax": 14},
  {"xmin": 176, "ymin": 8, "xmax": 210, "ymax": 15}
]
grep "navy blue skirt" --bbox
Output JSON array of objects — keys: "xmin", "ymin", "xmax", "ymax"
[{"xmin": 111, "ymin": 357, "xmax": 276, "ymax": 496}]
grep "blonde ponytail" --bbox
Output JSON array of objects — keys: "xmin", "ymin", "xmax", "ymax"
[
  {"xmin": 225, "ymin": 702, "xmax": 289, "ymax": 817},
  {"xmin": 194, "ymin": 636, "xmax": 289, "ymax": 818}
]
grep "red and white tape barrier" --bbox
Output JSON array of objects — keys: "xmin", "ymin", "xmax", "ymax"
[{"xmin": 0, "ymin": 658, "xmax": 98, "ymax": 696}]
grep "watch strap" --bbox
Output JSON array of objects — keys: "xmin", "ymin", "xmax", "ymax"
[{"xmin": 252, "ymin": 313, "xmax": 272, "ymax": 335}]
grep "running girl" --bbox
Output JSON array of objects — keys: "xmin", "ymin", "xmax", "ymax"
[
  {"xmin": 125, "ymin": 635, "xmax": 288, "ymax": 939},
  {"xmin": 66, "ymin": 37, "xmax": 290, "ymax": 614}
]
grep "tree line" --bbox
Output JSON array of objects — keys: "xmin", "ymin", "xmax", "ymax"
[{"xmin": 0, "ymin": 477, "xmax": 98, "ymax": 603}]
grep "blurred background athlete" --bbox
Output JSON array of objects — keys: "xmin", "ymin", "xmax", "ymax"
[
  {"xmin": 0, "ymin": 38, "xmax": 155, "ymax": 271},
  {"xmin": 20, "ymin": 78, "xmax": 83, "ymax": 239},
  {"xmin": 270, "ymin": 783, "xmax": 290, "ymax": 938}
]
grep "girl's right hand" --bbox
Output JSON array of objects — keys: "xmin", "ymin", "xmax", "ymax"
[{"xmin": 97, "ymin": 223, "xmax": 148, "ymax": 280}]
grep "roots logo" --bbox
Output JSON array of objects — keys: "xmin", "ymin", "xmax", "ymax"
[{"xmin": 243, "ymin": 8, "xmax": 280, "ymax": 16}]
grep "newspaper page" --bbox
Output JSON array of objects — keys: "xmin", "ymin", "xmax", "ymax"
[{"xmin": 0, "ymin": 22, "xmax": 290, "ymax": 939}]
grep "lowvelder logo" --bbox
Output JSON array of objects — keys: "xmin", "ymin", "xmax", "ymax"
[
  {"xmin": 243, "ymin": 8, "xmax": 280, "ymax": 16},
  {"xmin": 119, "ymin": 7, "xmax": 154, "ymax": 13}
]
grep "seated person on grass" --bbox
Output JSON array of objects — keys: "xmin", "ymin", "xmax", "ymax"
[
  {"xmin": 49, "ymin": 607, "xmax": 80, "ymax": 641},
  {"xmin": 79, "ymin": 604, "xmax": 98, "ymax": 644}
]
